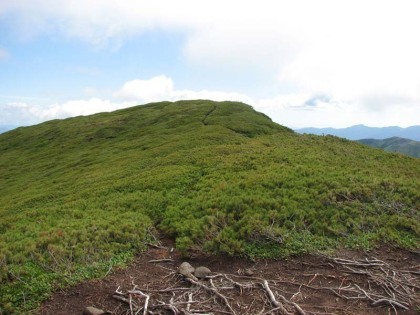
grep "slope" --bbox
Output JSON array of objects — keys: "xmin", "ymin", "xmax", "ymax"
[
  {"xmin": 358, "ymin": 137, "xmax": 420, "ymax": 158},
  {"xmin": 0, "ymin": 100, "xmax": 419, "ymax": 313}
]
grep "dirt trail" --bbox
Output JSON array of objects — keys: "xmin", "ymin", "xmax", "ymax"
[{"xmin": 39, "ymin": 242, "xmax": 419, "ymax": 315}]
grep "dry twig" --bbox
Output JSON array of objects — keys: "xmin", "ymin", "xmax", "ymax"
[{"xmin": 112, "ymin": 254, "xmax": 418, "ymax": 315}]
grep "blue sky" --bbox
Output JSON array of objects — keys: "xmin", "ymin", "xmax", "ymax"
[{"xmin": 1, "ymin": 0, "xmax": 419, "ymax": 128}]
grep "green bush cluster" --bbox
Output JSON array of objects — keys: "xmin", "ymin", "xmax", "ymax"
[{"xmin": 0, "ymin": 100, "xmax": 419, "ymax": 313}]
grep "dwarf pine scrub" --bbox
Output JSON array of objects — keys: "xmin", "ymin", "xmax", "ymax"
[{"xmin": 0, "ymin": 100, "xmax": 419, "ymax": 313}]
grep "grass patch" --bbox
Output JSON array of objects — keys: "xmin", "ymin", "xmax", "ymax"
[{"xmin": 0, "ymin": 100, "xmax": 419, "ymax": 313}]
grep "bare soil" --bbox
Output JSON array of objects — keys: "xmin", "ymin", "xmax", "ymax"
[{"xmin": 39, "ymin": 241, "xmax": 419, "ymax": 315}]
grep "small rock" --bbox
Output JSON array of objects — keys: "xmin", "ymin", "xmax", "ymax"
[
  {"xmin": 83, "ymin": 306, "xmax": 105, "ymax": 315},
  {"xmin": 194, "ymin": 266, "xmax": 211, "ymax": 279},
  {"xmin": 244, "ymin": 268, "xmax": 254, "ymax": 276},
  {"xmin": 178, "ymin": 262, "xmax": 195, "ymax": 276}
]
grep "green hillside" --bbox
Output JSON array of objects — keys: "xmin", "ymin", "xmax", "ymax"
[
  {"xmin": 0, "ymin": 100, "xmax": 419, "ymax": 313},
  {"xmin": 358, "ymin": 137, "xmax": 420, "ymax": 158}
]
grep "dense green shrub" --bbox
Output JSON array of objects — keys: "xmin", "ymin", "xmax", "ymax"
[{"xmin": 0, "ymin": 100, "xmax": 419, "ymax": 313}]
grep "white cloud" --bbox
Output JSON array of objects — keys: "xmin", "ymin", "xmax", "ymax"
[
  {"xmin": 0, "ymin": 98, "xmax": 127, "ymax": 125},
  {"xmin": 0, "ymin": 1, "xmax": 197, "ymax": 45},
  {"xmin": 172, "ymin": 89, "xmax": 253, "ymax": 104},
  {"xmin": 1, "ymin": 1, "xmax": 420, "ymax": 127},
  {"xmin": 38, "ymin": 98, "xmax": 124, "ymax": 118},
  {"xmin": 114, "ymin": 75, "xmax": 174, "ymax": 103},
  {"xmin": 1, "ymin": 76, "xmax": 253, "ymax": 125},
  {"xmin": 2, "ymin": 1, "xmax": 419, "ymax": 104},
  {"xmin": 0, "ymin": 48, "xmax": 9, "ymax": 60},
  {"xmin": 0, "ymin": 102, "xmax": 38, "ymax": 125},
  {"xmin": 3, "ymin": 75, "xmax": 418, "ymax": 128},
  {"xmin": 114, "ymin": 75, "xmax": 253, "ymax": 104},
  {"xmin": 254, "ymin": 94, "xmax": 420, "ymax": 129}
]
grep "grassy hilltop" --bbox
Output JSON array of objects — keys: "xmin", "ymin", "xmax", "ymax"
[{"xmin": 0, "ymin": 100, "xmax": 419, "ymax": 313}]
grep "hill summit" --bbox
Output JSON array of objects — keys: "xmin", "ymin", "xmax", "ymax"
[{"xmin": 0, "ymin": 100, "xmax": 419, "ymax": 313}]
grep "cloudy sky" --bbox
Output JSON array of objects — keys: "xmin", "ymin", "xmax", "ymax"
[{"xmin": 1, "ymin": 0, "xmax": 419, "ymax": 128}]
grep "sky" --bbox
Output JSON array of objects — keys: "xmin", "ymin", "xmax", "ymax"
[{"xmin": 0, "ymin": 0, "xmax": 419, "ymax": 129}]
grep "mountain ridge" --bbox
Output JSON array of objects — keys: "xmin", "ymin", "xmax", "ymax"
[
  {"xmin": 357, "ymin": 136, "xmax": 420, "ymax": 158},
  {"xmin": 0, "ymin": 100, "xmax": 419, "ymax": 313},
  {"xmin": 296, "ymin": 124, "xmax": 420, "ymax": 141}
]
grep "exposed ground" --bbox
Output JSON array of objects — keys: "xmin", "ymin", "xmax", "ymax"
[{"xmin": 39, "ymin": 241, "xmax": 419, "ymax": 315}]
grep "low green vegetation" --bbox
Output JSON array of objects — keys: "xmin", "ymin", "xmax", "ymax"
[{"xmin": 0, "ymin": 100, "xmax": 419, "ymax": 313}]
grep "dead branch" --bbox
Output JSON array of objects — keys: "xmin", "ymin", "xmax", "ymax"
[
  {"xmin": 329, "ymin": 254, "xmax": 419, "ymax": 310},
  {"xmin": 277, "ymin": 294, "xmax": 306, "ymax": 315},
  {"xmin": 372, "ymin": 298, "xmax": 409, "ymax": 310},
  {"xmin": 146, "ymin": 242, "xmax": 166, "ymax": 250},
  {"xmin": 148, "ymin": 258, "xmax": 174, "ymax": 263},
  {"xmin": 127, "ymin": 289, "xmax": 150, "ymax": 315},
  {"xmin": 111, "ymin": 252, "xmax": 417, "ymax": 315},
  {"xmin": 262, "ymin": 280, "xmax": 292, "ymax": 315},
  {"xmin": 133, "ymin": 287, "xmax": 191, "ymax": 293},
  {"xmin": 333, "ymin": 257, "xmax": 385, "ymax": 267},
  {"xmin": 112, "ymin": 293, "xmax": 131, "ymax": 305},
  {"xmin": 184, "ymin": 276, "xmax": 236, "ymax": 315}
]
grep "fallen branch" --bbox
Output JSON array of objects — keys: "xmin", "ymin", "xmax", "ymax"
[
  {"xmin": 262, "ymin": 280, "xmax": 291, "ymax": 315},
  {"xmin": 333, "ymin": 257, "xmax": 385, "ymax": 267},
  {"xmin": 277, "ymin": 294, "xmax": 306, "ymax": 315},
  {"xmin": 184, "ymin": 276, "xmax": 236, "ymax": 315},
  {"xmin": 127, "ymin": 289, "xmax": 150, "ymax": 315},
  {"xmin": 148, "ymin": 258, "xmax": 174, "ymax": 263},
  {"xmin": 372, "ymin": 298, "xmax": 409, "ymax": 310},
  {"xmin": 111, "ymin": 255, "xmax": 417, "ymax": 315}
]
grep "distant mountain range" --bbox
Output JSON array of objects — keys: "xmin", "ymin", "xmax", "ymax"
[
  {"xmin": 296, "ymin": 124, "xmax": 420, "ymax": 141},
  {"xmin": 357, "ymin": 137, "xmax": 420, "ymax": 158}
]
